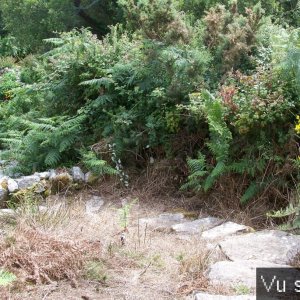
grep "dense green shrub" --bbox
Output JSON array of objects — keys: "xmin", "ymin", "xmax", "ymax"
[
  {"xmin": 0, "ymin": 0, "xmax": 78, "ymax": 51},
  {"xmin": 0, "ymin": 0, "xmax": 299, "ymax": 212},
  {"xmin": 182, "ymin": 56, "xmax": 298, "ymax": 203},
  {"xmin": 0, "ymin": 36, "xmax": 26, "ymax": 57},
  {"xmin": 0, "ymin": 26, "xmax": 210, "ymax": 172},
  {"xmin": 0, "ymin": 115, "xmax": 85, "ymax": 173},
  {"xmin": 0, "ymin": 70, "xmax": 21, "ymax": 101},
  {"xmin": 119, "ymin": 0, "xmax": 190, "ymax": 44}
]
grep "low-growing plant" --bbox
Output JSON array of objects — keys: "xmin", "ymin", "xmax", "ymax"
[
  {"xmin": 267, "ymin": 182, "xmax": 300, "ymax": 231},
  {"xmin": 118, "ymin": 199, "xmax": 137, "ymax": 231},
  {"xmin": 233, "ymin": 284, "xmax": 251, "ymax": 295},
  {"xmin": 0, "ymin": 269, "xmax": 16, "ymax": 286},
  {"xmin": 178, "ymin": 249, "xmax": 212, "ymax": 280},
  {"xmin": 84, "ymin": 260, "xmax": 108, "ymax": 282},
  {"xmin": 82, "ymin": 150, "xmax": 117, "ymax": 177}
]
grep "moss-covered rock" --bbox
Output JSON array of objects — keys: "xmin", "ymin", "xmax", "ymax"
[
  {"xmin": 50, "ymin": 172, "xmax": 73, "ymax": 193},
  {"xmin": 0, "ymin": 186, "xmax": 8, "ymax": 207}
]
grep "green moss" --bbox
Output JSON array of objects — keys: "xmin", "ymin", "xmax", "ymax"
[{"xmin": 171, "ymin": 208, "xmax": 199, "ymax": 219}]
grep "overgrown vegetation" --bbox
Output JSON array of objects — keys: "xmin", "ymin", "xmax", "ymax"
[{"xmin": 0, "ymin": 0, "xmax": 299, "ymax": 228}]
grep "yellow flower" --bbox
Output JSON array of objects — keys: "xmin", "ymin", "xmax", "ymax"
[{"xmin": 295, "ymin": 116, "xmax": 300, "ymax": 134}]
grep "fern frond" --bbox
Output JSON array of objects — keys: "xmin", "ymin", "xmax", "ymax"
[
  {"xmin": 180, "ymin": 179, "xmax": 203, "ymax": 192},
  {"xmin": 82, "ymin": 150, "xmax": 117, "ymax": 176},
  {"xmin": 59, "ymin": 135, "xmax": 77, "ymax": 152},
  {"xmin": 241, "ymin": 181, "xmax": 262, "ymax": 204},
  {"xmin": 210, "ymin": 161, "xmax": 226, "ymax": 178},
  {"xmin": 44, "ymin": 149, "xmax": 61, "ymax": 166},
  {"xmin": 80, "ymin": 77, "xmax": 114, "ymax": 88}
]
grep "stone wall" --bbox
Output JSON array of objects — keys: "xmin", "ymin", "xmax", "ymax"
[{"xmin": 0, "ymin": 166, "xmax": 95, "ymax": 206}]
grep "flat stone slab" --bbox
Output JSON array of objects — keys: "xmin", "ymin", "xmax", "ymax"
[
  {"xmin": 208, "ymin": 260, "xmax": 290, "ymax": 289},
  {"xmin": 16, "ymin": 175, "xmax": 40, "ymax": 190},
  {"xmin": 140, "ymin": 213, "xmax": 187, "ymax": 232},
  {"xmin": 201, "ymin": 221, "xmax": 252, "ymax": 240},
  {"xmin": 172, "ymin": 217, "xmax": 223, "ymax": 235},
  {"xmin": 219, "ymin": 230, "xmax": 300, "ymax": 264},
  {"xmin": 194, "ymin": 293, "xmax": 255, "ymax": 300},
  {"xmin": 85, "ymin": 196, "xmax": 104, "ymax": 214}
]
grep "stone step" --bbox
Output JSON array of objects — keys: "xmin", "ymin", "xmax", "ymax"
[
  {"xmin": 172, "ymin": 217, "xmax": 223, "ymax": 235},
  {"xmin": 201, "ymin": 221, "xmax": 252, "ymax": 240},
  {"xmin": 219, "ymin": 230, "xmax": 300, "ymax": 264},
  {"xmin": 207, "ymin": 259, "xmax": 290, "ymax": 289},
  {"xmin": 139, "ymin": 213, "xmax": 188, "ymax": 232}
]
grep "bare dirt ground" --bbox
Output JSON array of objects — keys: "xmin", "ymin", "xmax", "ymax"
[
  {"xmin": 0, "ymin": 169, "xmax": 272, "ymax": 300},
  {"xmin": 0, "ymin": 185, "xmax": 234, "ymax": 300}
]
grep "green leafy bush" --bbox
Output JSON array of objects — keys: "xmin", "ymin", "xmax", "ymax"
[
  {"xmin": 0, "ymin": 69, "xmax": 21, "ymax": 101},
  {"xmin": 0, "ymin": 36, "xmax": 27, "ymax": 57},
  {"xmin": 119, "ymin": 0, "xmax": 190, "ymax": 44},
  {"xmin": 182, "ymin": 59, "xmax": 298, "ymax": 203},
  {"xmin": 0, "ymin": 26, "xmax": 209, "ymax": 172},
  {"xmin": 0, "ymin": 0, "xmax": 299, "ymax": 215},
  {"xmin": 0, "ymin": 115, "xmax": 85, "ymax": 173}
]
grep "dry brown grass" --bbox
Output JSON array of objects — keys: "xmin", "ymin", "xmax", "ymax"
[
  {"xmin": 0, "ymin": 176, "xmax": 264, "ymax": 299},
  {"xmin": 0, "ymin": 225, "xmax": 101, "ymax": 285},
  {"xmin": 88, "ymin": 160, "xmax": 288, "ymax": 232}
]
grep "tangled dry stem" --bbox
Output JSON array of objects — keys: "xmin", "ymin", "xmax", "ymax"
[{"xmin": 0, "ymin": 226, "xmax": 101, "ymax": 285}]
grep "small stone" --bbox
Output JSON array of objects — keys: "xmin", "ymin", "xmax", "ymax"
[
  {"xmin": 71, "ymin": 167, "xmax": 85, "ymax": 183},
  {"xmin": 49, "ymin": 169, "xmax": 57, "ymax": 179},
  {"xmin": 208, "ymin": 260, "xmax": 290, "ymax": 289},
  {"xmin": 201, "ymin": 221, "xmax": 252, "ymax": 240},
  {"xmin": 0, "ymin": 208, "xmax": 15, "ymax": 216},
  {"xmin": 219, "ymin": 230, "xmax": 300, "ymax": 264},
  {"xmin": 16, "ymin": 175, "xmax": 40, "ymax": 190},
  {"xmin": 84, "ymin": 172, "xmax": 99, "ymax": 184},
  {"xmin": 38, "ymin": 205, "xmax": 47, "ymax": 212},
  {"xmin": 85, "ymin": 196, "xmax": 104, "ymax": 214},
  {"xmin": 7, "ymin": 178, "xmax": 18, "ymax": 193},
  {"xmin": 194, "ymin": 293, "xmax": 255, "ymax": 300},
  {"xmin": 35, "ymin": 171, "xmax": 50, "ymax": 180},
  {"xmin": 140, "ymin": 213, "xmax": 187, "ymax": 232},
  {"xmin": 172, "ymin": 217, "xmax": 223, "ymax": 235}
]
